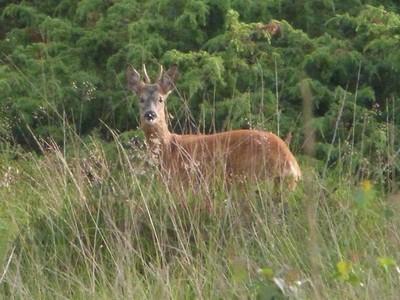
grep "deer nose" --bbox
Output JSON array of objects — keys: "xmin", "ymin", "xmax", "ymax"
[{"xmin": 144, "ymin": 111, "xmax": 157, "ymax": 121}]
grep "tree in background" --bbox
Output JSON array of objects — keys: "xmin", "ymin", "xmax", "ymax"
[{"xmin": 0, "ymin": 0, "xmax": 399, "ymax": 181}]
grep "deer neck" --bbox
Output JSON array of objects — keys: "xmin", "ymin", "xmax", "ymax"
[{"xmin": 142, "ymin": 121, "xmax": 172, "ymax": 151}]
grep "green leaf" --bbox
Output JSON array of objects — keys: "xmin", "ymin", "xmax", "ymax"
[{"xmin": 377, "ymin": 257, "xmax": 396, "ymax": 272}]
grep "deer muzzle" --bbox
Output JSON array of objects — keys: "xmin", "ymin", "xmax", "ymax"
[{"xmin": 144, "ymin": 111, "xmax": 157, "ymax": 122}]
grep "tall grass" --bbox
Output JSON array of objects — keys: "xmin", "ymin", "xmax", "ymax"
[
  {"xmin": 0, "ymin": 121, "xmax": 399, "ymax": 299},
  {"xmin": 0, "ymin": 62, "xmax": 399, "ymax": 298}
]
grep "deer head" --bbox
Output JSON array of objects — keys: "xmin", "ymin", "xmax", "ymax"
[{"xmin": 127, "ymin": 65, "xmax": 178, "ymax": 131}]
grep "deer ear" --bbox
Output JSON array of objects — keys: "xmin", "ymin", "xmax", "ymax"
[
  {"xmin": 158, "ymin": 65, "xmax": 178, "ymax": 94},
  {"xmin": 127, "ymin": 66, "xmax": 144, "ymax": 94}
]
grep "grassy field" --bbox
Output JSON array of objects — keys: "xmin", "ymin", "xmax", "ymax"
[
  {"xmin": 0, "ymin": 127, "xmax": 399, "ymax": 300},
  {"xmin": 1, "ymin": 1, "xmax": 400, "ymax": 298}
]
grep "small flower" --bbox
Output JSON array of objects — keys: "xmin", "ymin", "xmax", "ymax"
[{"xmin": 361, "ymin": 180, "xmax": 372, "ymax": 192}]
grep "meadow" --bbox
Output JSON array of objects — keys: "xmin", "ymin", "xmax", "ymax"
[
  {"xmin": 0, "ymin": 99, "xmax": 399, "ymax": 299},
  {"xmin": 1, "ymin": 1, "xmax": 400, "ymax": 299}
]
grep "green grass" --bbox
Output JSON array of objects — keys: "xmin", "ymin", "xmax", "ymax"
[{"xmin": 0, "ymin": 132, "xmax": 399, "ymax": 299}]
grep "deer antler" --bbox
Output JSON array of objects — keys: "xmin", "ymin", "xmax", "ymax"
[
  {"xmin": 157, "ymin": 65, "xmax": 164, "ymax": 82},
  {"xmin": 142, "ymin": 64, "xmax": 150, "ymax": 83}
]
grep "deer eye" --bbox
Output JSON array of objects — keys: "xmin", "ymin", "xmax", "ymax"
[
  {"xmin": 159, "ymin": 97, "xmax": 163, "ymax": 103},
  {"xmin": 139, "ymin": 98, "xmax": 145, "ymax": 103}
]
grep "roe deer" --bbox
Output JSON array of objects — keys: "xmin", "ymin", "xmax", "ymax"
[{"xmin": 127, "ymin": 65, "xmax": 301, "ymax": 190}]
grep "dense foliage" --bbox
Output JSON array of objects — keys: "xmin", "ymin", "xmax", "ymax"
[{"xmin": 1, "ymin": 0, "xmax": 399, "ymax": 178}]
